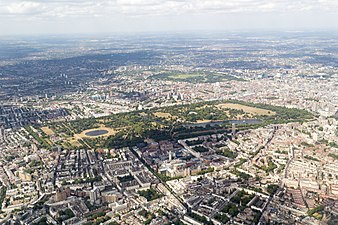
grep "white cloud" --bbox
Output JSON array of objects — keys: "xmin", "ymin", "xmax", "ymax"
[
  {"xmin": 1, "ymin": 0, "xmax": 338, "ymax": 18},
  {"xmin": 0, "ymin": 0, "xmax": 338, "ymax": 35},
  {"xmin": 5, "ymin": 1, "xmax": 43, "ymax": 15}
]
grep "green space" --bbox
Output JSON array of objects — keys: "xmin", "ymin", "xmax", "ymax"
[
  {"xmin": 138, "ymin": 188, "xmax": 164, "ymax": 201},
  {"xmin": 304, "ymin": 155, "xmax": 320, "ymax": 162},
  {"xmin": 329, "ymin": 142, "xmax": 338, "ymax": 148},
  {"xmin": 218, "ymin": 147, "xmax": 238, "ymax": 159},
  {"xmin": 139, "ymin": 209, "xmax": 155, "ymax": 225},
  {"xmin": 192, "ymin": 146, "xmax": 209, "ymax": 153},
  {"xmin": 214, "ymin": 213, "xmax": 230, "ymax": 223},
  {"xmin": 301, "ymin": 142, "xmax": 315, "ymax": 148},
  {"xmin": 221, "ymin": 202, "xmax": 239, "ymax": 217},
  {"xmin": 56, "ymin": 208, "xmax": 75, "ymax": 223},
  {"xmin": 169, "ymin": 73, "xmax": 204, "ymax": 79},
  {"xmin": 85, "ymin": 211, "xmax": 111, "ymax": 225},
  {"xmin": 32, "ymin": 217, "xmax": 52, "ymax": 225},
  {"xmin": 197, "ymin": 167, "xmax": 214, "ymax": 175},
  {"xmin": 186, "ymin": 139, "xmax": 204, "ymax": 146},
  {"xmin": 307, "ymin": 205, "xmax": 324, "ymax": 220},
  {"xmin": 275, "ymin": 150, "xmax": 288, "ymax": 154},
  {"xmin": 29, "ymin": 160, "xmax": 43, "ymax": 167},
  {"xmin": 25, "ymin": 126, "xmax": 51, "ymax": 149},
  {"xmin": 23, "ymin": 160, "xmax": 43, "ymax": 174},
  {"xmin": 0, "ymin": 185, "xmax": 7, "ymax": 210},
  {"xmin": 267, "ymin": 184, "xmax": 279, "ymax": 195},
  {"xmin": 231, "ymin": 169, "xmax": 252, "ymax": 180},
  {"xmin": 40, "ymin": 100, "xmax": 313, "ymax": 149},
  {"xmin": 255, "ymin": 158, "xmax": 278, "ymax": 173},
  {"xmin": 118, "ymin": 175, "xmax": 134, "ymax": 183},
  {"xmin": 33, "ymin": 198, "xmax": 48, "ymax": 210},
  {"xmin": 152, "ymin": 71, "xmax": 245, "ymax": 83},
  {"xmin": 231, "ymin": 190, "xmax": 255, "ymax": 209},
  {"xmin": 84, "ymin": 198, "xmax": 100, "ymax": 211},
  {"xmin": 328, "ymin": 153, "xmax": 338, "ymax": 160},
  {"xmin": 234, "ymin": 158, "xmax": 248, "ymax": 168},
  {"xmin": 156, "ymin": 173, "xmax": 183, "ymax": 182},
  {"xmin": 307, "ymin": 205, "xmax": 324, "ymax": 215},
  {"xmin": 187, "ymin": 212, "xmax": 214, "ymax": 225}
]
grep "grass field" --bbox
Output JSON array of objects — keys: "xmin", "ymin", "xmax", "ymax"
[
  {"xmin": 195, "ymin": 120, "xmax": 213, "ymax": 123},
  {"xmin": 67, "ymin": 138, "xmax": 82, "ymax": 147},
  {"xmin": 168, "ymin": 73, "xmax": 204, "ymax": 79},
  {"xmin": 41, "ymin": 126, "xmax": 55, "ymax": 135},
  {"xmin": 216, "ymin": 103, "xmax": 276, "ymax": 116},
  {"xmin": 154, "ymin": 112, "xmax": 178, "ymax": 120}
]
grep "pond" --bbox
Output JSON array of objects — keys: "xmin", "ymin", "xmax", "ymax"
[{"xmin": 85, "ymin": 130, "xmax": 109, "ymax": 137}]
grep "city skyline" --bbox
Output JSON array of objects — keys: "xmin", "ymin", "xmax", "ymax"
[{"xmin": 0, "ymin": 1, "xmax": 337, "ymax": 224}]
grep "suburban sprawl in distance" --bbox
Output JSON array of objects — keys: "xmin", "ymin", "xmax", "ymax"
[{"xmin": 0, "ymin": 32, "xmax": 337, "ymax": 225}]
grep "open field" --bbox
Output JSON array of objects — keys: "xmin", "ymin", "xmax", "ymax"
[
  {"xmin": 66, "ymin": 138, "xmax": 82, "ymax": 147},
  {"xmin": 216, "ymin": 103, "xmax": 276, "ymax": 116},
  {"xmin": 41, "ymin": 126, "xmax": 55, "ymax": 135},
  {"xmin": 154, "ymin": 112, "xmax": 178, "ymax": 120},
  {"xmin": 195, "ymin": 120, "xmax": 213, "ymax": 123},
  {"xmin": 168, "ymin": 73, "xmax": 204, "ymax": 79}
]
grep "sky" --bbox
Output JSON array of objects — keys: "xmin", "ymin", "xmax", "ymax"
[{"xmin": 1, "ymin": 0, "xmax": 338, "ymax": 35}]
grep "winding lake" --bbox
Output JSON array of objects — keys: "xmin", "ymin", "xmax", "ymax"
[{"xmin": 183, "ymin": 119, "xmax": 262, "ymax": 128}]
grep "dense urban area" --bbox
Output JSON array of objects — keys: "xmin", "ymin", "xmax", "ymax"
[{"xmin": 0, "ymin": 32, "xmax": 337, "ymax": 225}]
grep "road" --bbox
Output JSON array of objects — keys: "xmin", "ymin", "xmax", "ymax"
[{"xmin": 128, "ymin": 147, "xmax": 189, "ymax": 212}]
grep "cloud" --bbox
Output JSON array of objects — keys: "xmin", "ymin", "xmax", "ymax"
[
  {"xmin": 2, "ymin": 1, "xmax": 43, "ymax": 15},
  {"xmin": 0, "ymin": 0, "xmax": 338, "ymax": 35},
  {"xmin": 1, "ymin": 0, "xmax": 338, "ymax": 19}
]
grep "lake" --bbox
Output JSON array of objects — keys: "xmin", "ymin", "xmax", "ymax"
[
  {"xmin": 85, "ymin": 130, "xmax": 109, "ymax": 137},
  {"xmin": 183, "ymin": 119, "xmax": 262, "ymax": 128}
]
